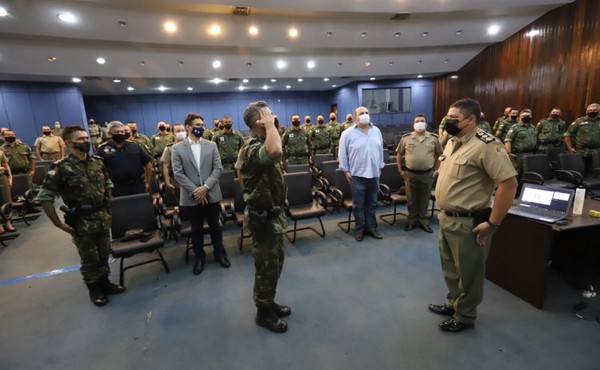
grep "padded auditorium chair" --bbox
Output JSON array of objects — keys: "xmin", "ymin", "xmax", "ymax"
[
  {"xmin": 378, "ymin": 163, "xmax": 408, "ymax": 225},
  {"xmin": 332, "ymin": 168, "xmax": 354, "ymax": 233},
  {"xmin": 556, "ymin": 153, "xmax": 600, "ymax": 193},
  {"xmin": 285, "ymin": 164, "xmax": 311, "ymax": 174},
  {"xmin": 310, "ymin": 153, "xmax": 335, "ymax": 177},
  {"xmin": 109, "ymin": 193, "xmax": 169, "ymax": 285},
  {"xmin": 283, "ymin": 171, "xmax": 327, "ymax": 243},
  {"xmin": 233, "ymin": 178, "xmax": 252, "ymax": 251},
  {"xmin": 218, "ymin": 170, "xmax": 236, "ymax": 224},
  {"xmin": 521, "ymin": 154, "xmax": 576, "ymax": 189}
]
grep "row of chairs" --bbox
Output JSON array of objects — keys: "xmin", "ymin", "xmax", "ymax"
[{"xmin": 522, "ymin": 152, "xmax": 600, "ymax": 193}]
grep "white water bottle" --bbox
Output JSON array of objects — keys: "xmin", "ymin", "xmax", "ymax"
[{"xmin": 573, "ymin": 186, "xmax": 586, "ymax": 216}]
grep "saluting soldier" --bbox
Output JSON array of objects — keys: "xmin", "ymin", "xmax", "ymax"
[
  {"xmin": 282, "ymin": 114, "xmax": 311, "ymax": 165},
  {"xmin": 564, "ymin": 103, "xmax": 600, "ymax": 172},
  {"xmin": 213, "ymin": 115, "xmax": 245, "ymax": 170},
  {"xmin": 310, "ymin": 115, "xmax": 331, "ymax": 154},
  {"xmin": 504, "ymin": 109, "xmax": 538, "ymax": 178},
  {"xmin": 37, "ymin": 125, "xmax": 125, "ymax": 306},
  {"xmin": 34, "ymin": 125, "xmax": 65, "ymax": 160},
  {"xmin": 238, "ymin": 100, "xmax": 290, "ymax": 333},
  {"xmin": 430, "ymin": 98, "xmax": 517, "ymax": 332},
  {"xmin": 397, "ymin": 114, "xmax": 443, "ymax": 233},
  {"xmin": 535, "ymin": 108, "xmax": 566, "ymax": 153}
]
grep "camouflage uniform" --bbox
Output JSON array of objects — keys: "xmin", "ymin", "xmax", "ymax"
[
  {"xmin": 478, "ymin": 120, "xmax": 492, "ymax": 134},
  {"xmin": 203, "ymin": 129, "xmax": 214, "ymax": 141},
  {"xmin": 536, "ymin": 116, "xmax": 566, "ymax": 153},
  {"xmin": 36, "ymin": 154, "xmax": 113, "ymax": 284},
  {"xmin": 0, "ymin": 151, "xmax": 11, "ymax": 204},
  {"xmin": 282, "ymin": 128, "xmax": 311, "ymax": 165},
  {"xmin": 495, "ymin": 118, "xmax": 517, "ymax": 141},
  {"xmin": 1, "ymin": 140, "xmax": 36, "ymax": 188},
  {"xmin": 131, "ymin": 132, "xmax": 153, "ymax": 156},
  {"xmin": 492, "ymin": 115, "xmax": 506, "ymax": 134},
  {"xmin": 341, "ymin": 120, "xmax": 355, "ymax": 132},
  {"xmin": 327, "ymin": 120, "xmax": 343, "ymax": 156},
  {"xmin": 238, "ymin": 136, "xmax": 287, "ymax": 308},
  {"xmin": 150, "ymin": 132, "xmax": 175, "ymax": 158},
  {"xmin": 301, "ymin": 122, "xmax": 314, "ymax": 135},
  {"xmin": 504, "ymin": 122, "xmax": 537, "ymax": 177},
  {"xmin": 564, "ymin": 115, "xmax": 600, "ymax": 165},
  {"xmin": 88, "ymin": 123, "xmax": 102, "ymax": 152},
  {"xmin": 213, "ymin": 130, "xmax": 245, "ymax": 170},
  {"xmin": 310, "ymin": 124, "xmax": 331, "ymax": 154}
]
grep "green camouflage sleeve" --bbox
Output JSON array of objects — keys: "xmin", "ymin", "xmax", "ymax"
[{"xmin": 35, "ymin": 165, "xmax": 60, "ymax": 202}]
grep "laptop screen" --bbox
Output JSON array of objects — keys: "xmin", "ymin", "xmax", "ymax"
[{"xmin": 517, "ymin": 184, "xmax": 574, "ymax": 213}]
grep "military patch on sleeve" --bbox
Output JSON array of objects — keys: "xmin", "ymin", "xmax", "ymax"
[
  {"xmin": 476, "ymin": 131, "xmax": 496, "ymax": 144},
  {"xmin": 495, "ymin": 143, "xmax": 509, "ymax": 158}
]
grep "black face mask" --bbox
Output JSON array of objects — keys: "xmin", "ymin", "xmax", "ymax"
[
  {"xmin": 124, "ymin": 132, "xmax": 131, "ymax": 139},
  {"xmin": 347, "ymin": 118, "xmax": 353, "ymax": 122},
  {"xmin": 43, "ymin": 131, "xmax": 51, "ymax": 136},
  {"xmin": 158, "ymin": 126, "xmax": 166, "ymax": 132},
  {"xmin": 550, "ymin": 114, "xmax": 560, "ymax": 119},
  {"xmin": 73, "ymin": 141, "xmax": 91, "ymax": 153},
  {"xmin": 292, "ymin": 119, "xmax": 301, "ymax": 127},
  {"xmin": 112, "ymin": 134, "xmax": 127, "ymax": 143},
  {"xmin": 317, "ymin": 119, "xmax": 324, "ymax": 124},
  {"xmin": 131, "ymin": 129, "xmax": 137, "ymax": 134},
  {"xmin": 510, "ymin": 115, "xmax": 518, "ymax": 121},
  {"xmin": 330, "ymin": 117, "xmax": 336, "ymax": 122},
  {"xmin": 445, "ymin": 119, "xmax": 463, "ymax": 136},
  {"xmin": 305, "ymin": 119, "xmax": 311, "ymax": 124},
  {"xmin": 521, "ymin": 116, "xmax": 532, "ymax": 123},
  {"xmin": 224, "ymin": 124, "xmax": 232, "ymax": 130},
  {"xmin": 166, "ymin": 127, "xmax": 171, "ymax": 132},
  {"xmin": 5, "ymin": 136, "xmax": 16, "ymax": 143},
  {"xmin": 588, "ymin": 111, "xmax": 599, "ymax": 118}
]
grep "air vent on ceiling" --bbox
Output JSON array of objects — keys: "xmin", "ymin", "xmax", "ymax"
[
  {"xmin": 233, "ymin": 6, "xmax": 251, "ymax": 16},
  {"xmin": 390, "ymin": 13, "xmax": 411, "ymax": 21}
]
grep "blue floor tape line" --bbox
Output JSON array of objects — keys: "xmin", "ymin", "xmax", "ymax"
[{"xmin": 0, "ymin": 258, "xmax": 116, "ymax": 287}]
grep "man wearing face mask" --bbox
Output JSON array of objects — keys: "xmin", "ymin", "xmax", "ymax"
[
  {"xmin": 338, "ymin": 106, "xmax": 385, "ymax": 242},
  {"xmin": 150, "ymin": 121, "xmax": 175, "ymax": 158},
  {"xmin": 1, "ymin": 130, "xmax": 36, "ymax": 190},
  {"xmin": 127, "ymin": 121, "xmax": 152, "ymax": 155},
  {"xmin": 301, "ymin": 116, "xmax": 314, "ymax": 135},
  {"xmin": 37, "ymin": 125, "xmax": 125, "ymax": 306},
  {"xmin": 160, "ymin": 123, "xmax": 187, "ymax": 188},
  {"xmin": 564, "ymin": 103, "xmax": 600, "ymax": 172},
  {"xmin": 342, "ymin": 113, "xmax": 355, "ymax": 132},
  {"xmin": 430, "ymin": 98, "xmax": 517, "ymax": 332},
  {"xmin": 310, "ymin": 115, "xmax": 331, "ymax": 154},
  {"xmin": 51, "ymin": 120, "xmax": 63, "ymax": 137},
  {"xmin": 494, "ymin": 109, "xmax": 519, "ymax": 141},
  {"xmin": 492, "ymin": 106, "xmax": 512, "ymax": 135},
  {"xmin": 504, "ymin": 109, "xmax": 538, "ymax": 178},
  {"xmin": 397, "ymin": 115, "xmax": 443, "ymax": 233},
  {"xmin": 478, "ymin": 112, "xmax": 492, "ymax": 134},
  {"xmin": 326, "ymin": 113, "xmax": 342, "ymax": 157},
  {"xmin": 536, "ymin": 108, "xmax": 566, "ymax": 153},
  {"xmin": 34, "ymin": 125, "xmax": 65, "ymax": 160},
  {"xmin": 213, "ymin": 115, "xmax": 245, "ymax": 170},
  {"xmin": 171, "ymin": 113, "xmax": 230, "ymax": 275},
  {"xmin": 212, "ymin": 118, "xmax": 223, "ymax": 135},
  {"xmin": 96, "ymin": 121, "xmax": 152, "ymax": 197},
  {"xmin": 282, "ymin": 114, "xmax": 311, "ymax": 166}
]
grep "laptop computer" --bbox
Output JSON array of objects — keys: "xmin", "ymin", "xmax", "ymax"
[{"xmin": 507, "ymin": 183, "xmax": 575, "ymax": 223}]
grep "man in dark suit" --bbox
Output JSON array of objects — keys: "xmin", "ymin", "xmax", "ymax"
[{"xmin": 171, "ymin": 113, "xmax": 231, "ymax": 275}]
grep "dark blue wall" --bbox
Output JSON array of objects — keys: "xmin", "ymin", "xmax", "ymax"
[{"xmin": 0, "ymin": 82, "xmax": 87, "ymax": 146}]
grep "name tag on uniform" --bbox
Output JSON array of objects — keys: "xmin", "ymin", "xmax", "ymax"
[
  {"xmin": 290, "ymin": 133, "xmax": 295, "ymax": 138},
  {"xmin": 316, "ymin": 129, "xmax": 320, "ymax": 133},
  {"xmin": 219, "ymin": 137, "xmax": 225, "ymax": 141}
]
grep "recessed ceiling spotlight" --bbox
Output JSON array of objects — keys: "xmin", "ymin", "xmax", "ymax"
[
  {"xmin": 178, "ymin": 61, "xmax": 184, "ymax": 66},
  {"xmin": 370, "ymin": 77, "xmax": 376, "ymax": 81},
  {"xmin": 444, "ymin": 59, "xmax": 449, "ymax": 63},
  {"xmin": 138, "ymin": 60, "xmax": 146, "ymax": 66},
  {"xmin": 113, "ymin": 79, "xmax": 121, "ymax": 83},
  {"xmin": 525, "ymin": 29, "xmax": 541, "ymax": 38},
  {"xmin": 118, "ymin": 20, "xmax": 128, "ymax": 27},
  {"xmin": 422, "ymin": 32, "xmax": 429, "ymax": 37},
  {"xmin": 326, "ymin": 31, "xmax": 333, "ymax": 37},
  {"xmin": 456, "ymin": 30, "xmax": 463, "ymax": 35},
  {"xmin": 394, "ymin": 32, "xmax": 401, "ymax": 37},
  {"xmin": 72, "ymin": 77, "xmax": 81, "ymax": 83},
  {"xmin": 450, "ymin": 75, "xmax": 459, "ymax": 80},
  {"xmin": 238, "ymin": 85, "xmax": 245, "ymax": 91},
  {"xmin": 209, "ymin": 24, "xmax": 221, "ymax": 36},
  {"xmin": 323, "ymin": 77, "xmax": 330, "ymax": 82},
  {"xmin": 388, "ymin": 61, "xmax": 394, "ymax": 66},
  {"xmin": 337, "ymin": 62, "xmax": 343, "ymax": 66},
  {"xmin": 271, "ymin": 79, "xmax": 277, "ymax": 82},
  {"xmin": 164, "ymin": 21, "xmax": 177, "ymax": 33},
  {"xmin": 187, "ymin": 87, "xmax": 193, "ymax": 91},
  {"xmin": 307, "ymin": 60, "xmax": 316, "ymax": 69},
  {"xmin": 417, "ymin": 75, "xmax": 423, "ymax": 78},
  {"xmin": 487, "ymin": 25, "xmax": 500, "ymax": 35},
  {"xmin": 96, "ymin": 57, "xmax": 106, "ymax": 65},
  {"xmin": 158, "ymin": 85, "xmax": 168, "ymax": 92},
  {"xmin": 249, "ymin": 26, "xmax": 259, "ymax": 36},
  {"xmin": 262, "ymin": 85, "xmax": 269, "ymax": 90},
  {"xmin": 57, "ymin": 13, "xmax": 76, "ymax": 23},
  {"xmin": 246, "ymin": 62, "xmax": 252, "ymax": 67},
  {"xmin": 0, "ymin": 7, "xmax": 9, "ymax": 17},
  {"xmin": 289, "ymin": 28, "xmax": 299, "ymax": 38},
  {"xmin": 212, "ymin": 60, "xmax": 222, "ymax": 69},
  {"xmin": 360, "ymin": 32, "xmax": 367, "ymax": 38},
  {"xmin": 209, "ymin": 78, "xmax": 224, "ymax": 85},
  {"xmin": 47, "ymin": 56, "xmax": 57, "ymax": 62},
  {"xmin": 332, "ymin": 85, "xmax": 337, "ymax": 88},
  {"xmin": 417, "ymin": 60, "xmax": 422, "ymax": 65},
  {"xmin": 276, "ymin": 60, "xmax": 287, "ymax": 69},
  {"xmin": 298, "ymin": 78, "xmax": 303, "ymax": 82},
  {"xmin": 286, "ymin": 85, "xmax": 292, "ymax": 89},
  {"xmin": 127, "ymin": 86, "xmax": 134, "ymax": 91},
  {"xmin": 243, "ymin": 79, "xmax": 249, "ymax": 83},
  {"xmin": 364, "ymin": 61, "xmax": 371, "ymax": 67}
]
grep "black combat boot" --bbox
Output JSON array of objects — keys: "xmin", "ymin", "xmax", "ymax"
[
  {"xmin": 86, "ymin": 282, "xmax": 109, "ymax": 306},
  {"xmin": 255, "ymin": 306, "xmax": 288, "ymax": 333},
  {"xmin": 99, "ymin": 276, "xmax": 126, "ymax": 295},
  {"xmin": 271, "ymin": 302, "xmax": 292, "ymax": 318}
]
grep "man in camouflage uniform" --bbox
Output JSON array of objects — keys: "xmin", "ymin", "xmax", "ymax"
[
  {"xmin": 310, "ymin": 115, "xmax": 331, "ymax": 154},
  {"xmin": 150, "ymin": 121, "xmax": 175, "ymax": 158},
  {"xmin": 211, "ymin": 118, "xmax": 223, "ymax": 135},
  {"xmin": 504, "ymin": 109, "xmax": 537, "ymax": 178},
  {"xmin": 495, "ymin": 108, "xmax": 519, "ymax": 141},
  {"xmin": 301, "ymin": 115, "xmax": 314, "ymax": 135},
  {"xmin": 34, "ymin": 125, "xmax": 65, "ymax": 160},
  {"xmin": 213, "ymin": 115, "xmax": 245, "ymax": 170},
  {"xmin": 282, "ymin": 114, "xmax": 311, "ymax": 165},
  {"xmin": 342, "ymin": 113, "xmax": 355, "ymax": 132},
  {"xmin": 37, "ymin": 125, "xmax": 125, "ymax": 306},
  {"xmin": 478, "ymin": 112, "xmax": 492, "ymax": 133},
  {"xmin": 326, "ymin": 112, "xmax": 342, "ymax": 157},
  {"xmin": 1, "ymin": 129, "xmax": 36, "ymax": 189},
  {"xmin": 239, "ymin": 100, "xmax": 290, "ymax": 333},
  {"xmin": 565, "ymin": 103, "xmax": 600, "ymax": 171},
  {"xmin": 127, "ymin": 121, "xmax": 152, "ymax": 155},
  {"xmin": 492, "ymin": 106, "xmax": 512, "ymax": 134},
  {"xmin": 88, "ymin": 119, "xmax": 103, "ymax": 152},
  {"xmin": 536, "ymin": 108, "xmax": 566, "ymax": 153}
]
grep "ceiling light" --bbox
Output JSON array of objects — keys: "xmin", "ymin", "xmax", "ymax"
[
  {"xmin": 187, "ymin": 87, "xmax": 193, "ymax": 91},
  {"xmin": 262, "ymin": 85, "xmax": 269, "ymax": 90},
  {"xmin": 57, "ymin": 13, "xmax": 76, "ymax": 23},
  {"xmin": 243, "ymin": 79, "xmax": 249, "ymax": 83},
  {"xmin": 394, "ymin": 32, "xmax": 401, "ymax": 37},
  {"xmin": 72, "ymin": 77, "xmax": 81, "ymax": 83},
  {"xmin": 417, "ymin": 60, "xmax": 422, "ymax": 65},
  {"xmin": 360, "ymin": 32, "xmax": 367, "ymax": 38},
  {"xmin": 450, "ymin": 75, "xmax": 459, "ymax": 80},
  {"xmin": 164, "ymin": 21, "xmax": 177, "ymax": 33},
  {"xmin": 307, "ymin": 60, "xmax": 315, "ymax": 69},
  {"xmin": 127, "ymin": 86, "xmax": 134, "ymax": 91},
  {"xmin": 417, "ymin": 75, "xmax": 423, "ymax": 78},
  {"xmin": 209, "ymin": 78, "xmax": 224, "ymax": 85},
  {"xmin": 298, "ymin": 78, "xmax": 303, "ymax": 82},
  {"xmin": 96, "ymin": 57, "xmax": 106, "ymax": 65},
  {"xmin": 286, "ymin": 85, "xmax": 291, "ymax": 89},
  {"xmin": 249, "ymin": 26, "xmax": 259, "ymax": 36},
  {"xmin": 422, "ymin": 32, "xmax": 429, "ymax": 37},
  {"xmin": 118, "ymin": 20, "xmax": 128, "ymax": 27},
  {"xmin": 323, "ymin": 77, "xmax": 329, "ymax": 82},
  {"xmin": 364, "ymin": 61, "xmax": 371, "ymax": 67},
  {"xmin": 370, "ymin": 77, "xmax": 376, "ymax": 81},
  {"xmin": 209, "ymin": 24, "xmax": 221, "ymax": 36},
  {"xmin": 487, "ymin": 25, "xmax": 500, "ymax": 35},
  {"xmin": 276, "ymin": 60, "xmax": 287, "ymax": 69},
  {"xmin": 246, "ymin": 62, "xmax": 252, "ymax": 67},
  {"xmin": 158, "ymin": 86, "xmax": 168, "ymax": 92},
  {"xmin": 444, "ymin": 59, "xmax": 449, "ymax": 63},
  {"xmin": 332, "ymin": 85, "xmax": 337, "ymax": 88},
  {"xmin": 289, "ymin": 28, "xmax": 299, "ymax": 38},
  {"xmin": 525, "ymin": 29, "xmax": 541, "ymax": 38},
  {"xmin": 326, "ymin": 31, "xmax": 333, "ymax": 37},
  {"xmin": 47, "ymin": 56, "xmax": 57, "ymax": 62},
  {"xmin": 238, "ymin": 86, "xmax": 246, "ymax": 91},
  {"xmin": 113, "ymin": 79, "xmax": 121, "ymax": 83},
  {"xmin": 456, "ymin": 30, "xmax": 463, "ymax": 35},
  {"xmin": 0, "ymin": 7, "xmax": 8, "ymax": 17},
  {"xmin": 271, "ymin": 79, "xmax": 277, "ymax": 82},
  {"xmin": 212, "ymin": 60, "xmax": 222, "ymax": 69}
]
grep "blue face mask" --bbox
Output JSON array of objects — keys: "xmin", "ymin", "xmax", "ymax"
[{"xmin": 191, "ymin": 126, "xmax": 204, "ymax": 138}]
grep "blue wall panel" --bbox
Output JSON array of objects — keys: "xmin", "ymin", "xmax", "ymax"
[{"xmin": 3, "ymin": 92, "xmax": 39, "ymax": 144}]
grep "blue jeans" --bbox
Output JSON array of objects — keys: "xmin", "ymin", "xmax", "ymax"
[{"xmin": 350, "ymin": 176, "xmax": 379, "ymax": 233}]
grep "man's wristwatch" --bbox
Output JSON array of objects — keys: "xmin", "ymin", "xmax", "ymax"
[{"xmin": 487, "ymin": 220, "xmax": 500, "ymax": 230}]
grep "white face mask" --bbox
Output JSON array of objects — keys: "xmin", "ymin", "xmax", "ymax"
[
  {"xmin": 175, "ymin": 131, "xmax": 187, "ymax": 141},
  {"xmin": 359, "ymin": 113, "xmax": 370, "ymax": 124},
  {"xmin": 413, "ymin": 121, "xmax": 427, "ymax": 132}
]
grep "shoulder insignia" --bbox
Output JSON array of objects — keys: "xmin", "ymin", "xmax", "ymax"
[
  {"xmin": 402, "ymin": 132, "xmax": 411, "ymax": 137},
  {"xmin": 476, "ymin": 131, "xmax": 496, "ymax": 144},
  {"xmin": 166, "ymin": 143, "xmax": 174, "ymax": 147},
  {"xmin": 92, "ymin": 155, "xmax": 104, "ymax": 160},
  {"xmin": 430, "ymin": 133, "xmax": 439, "ymax": 138}
]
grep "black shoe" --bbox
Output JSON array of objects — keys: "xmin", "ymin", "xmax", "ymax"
[
  {"xmin": 365, "ymin": 230, "xmax": 383, "ymax": 239},
  {"xmin": 404, "ymin": 223, "xmax": 417, "ymax": 231},
  {"xmin": 354, "ymin": 232, "xmax": 364, "ymax": 242},
  {"xmin": 86, "ymin": 282, "xmax": 109, "ymax": 306},
  {"xmin": 439, "ymin": 317, "xmax": 474, "ymax": 332},
  {"xmin": 271, "ymin": 302, "xmax": 292, "ymax": 318},
  {"xmin": 193, "ymin": 258, "xmax": 205, "ymax": 275},
  {"xmin": 217, "ymin": 256, "xmax": 231, "ymax": 268},
  {"xmin": 255, "ymin": 307, "xmax": 288, "ymax": 333},
  {"xmin": 428, "ymin": 303, "xmax": 455, "ymax": 316},
  {"xmin": 99, "ymin": 276, "xmax": 126, "ymax": 295},
  {"xmin": 420, "ymin": 224, "xmax": 433, "ymax": 233}
]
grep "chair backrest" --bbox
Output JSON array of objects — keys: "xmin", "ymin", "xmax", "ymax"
[
  {"xmin": 36, "ymin": 160, "xmax": 54, "ymax": 172},
  {"xmin": 558, "ymin": 153, "xmax": 586, "ymax": 174},
  {"xmin": 219, "ymin": 170, "xmax": 236, "ymax": 199},
  {"xmin": 546, "ymin": 146, "xmax": 565, "ymax": 164},
  {"xmin": 161, "ymin": 183, "xmax": 179, "ymax": 208},
  {"xmin": 523, "ymin": 154, "xmax": 553, "ymax": 180},
  {"xmin": 286, "ymin": 164, "xmax": 311, "ymax": 173},
  {"xmin": 233, "ymin": 179, "xmax": 245, "ymax": 213},
  {"xmin": 321, "ymin": 160, "xmax": 339, "ymax": 186},
  {"xmin": 284, "ymin": 172, "xmax": 314, "ymax": 206},
  {"xmin": 11, "ymin": 174, "xmax": 30, "ymax": 200},
  {"xmin": 33, "ymin": 165, "xmax": 47, "ymax": 187},
  {"xmin": 313, "ymin": 154, "xmax": 334, "ymax": 170},
  {"xmin": 110, "ymin": 193, "xmax": 160, "ymax": 238},
  {"xmin": 334, "ymin": 169, "xmax": 352, "ymax": 199},
  {"xmin": 593, "ymin": 151, "xmax": 600, "ymax": 169},
  {"xmin": 379, "ymin": 163, "xmax": 404, "ymax": 192}
]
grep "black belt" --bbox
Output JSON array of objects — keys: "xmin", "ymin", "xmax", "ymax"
[
  {"xmin": 406, "ymin": 167, "xmax": 433, "ymax": 174},
  {"xmin": 443, "ymin": 210, "xmax": 476, "ymax": 218},
  {"xmin": 42, "ymin": 151, "xmax": 59, "ymax": 155}
]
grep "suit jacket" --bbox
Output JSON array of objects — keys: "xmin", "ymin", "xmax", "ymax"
[{"xmin": 171, "ymin": 138, "xmax": 223, "ymax": 206}]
